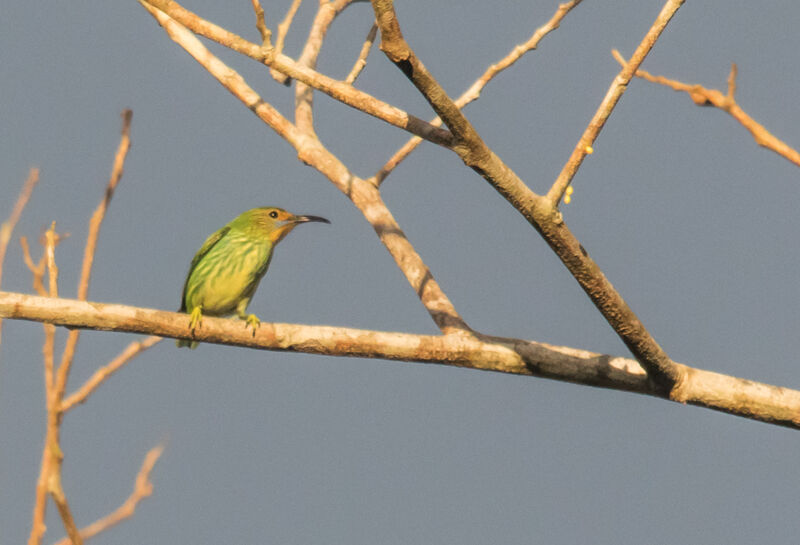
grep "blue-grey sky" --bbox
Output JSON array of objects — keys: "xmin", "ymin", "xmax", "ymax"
[{"xmin": 2, "ymin": 1, "xmax": 799, "ymax": 543}]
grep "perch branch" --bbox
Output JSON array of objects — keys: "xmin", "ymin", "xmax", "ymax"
[
  {"xmin": 141, "ymin": 0, "xmax": 469, "ymax": 334},
  {"xmin": 2, "ymin": 291, "xmax": 800, "ymax": 429}
]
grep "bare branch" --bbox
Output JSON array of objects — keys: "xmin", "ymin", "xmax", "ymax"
[
  {"xmin": 140, "ymin": 0, "xmax": 469, "ymax": 334},
  {"xmin": 376, "ymin": 0, "xmax": 583, "ymax": 184},
  {"xmin": 547, "ymin": 0, "xmax": 687, "ymax": 203},
  {"xmin": 294, "ymin": 0, "xmax": 356, "ymax": 134},
  {"xmin": 20, "ymin": 236, "xmax": 47, "ymax": 296},
  {"xmin": 250, "ymin": 0, "xmax": 272, "ymax": 47},
  {"xmin": 2, "ymin": 290, "xmax": 800, "ymax": 429},
  {"xmin": 611, "ymin": 50, "xmax": 800, "ymax": 168},
  {"xmin": 54, "ymin": 110, "xmax": 133, "ymax": 408},
  {"xmin": 269, "ymin": 0, "xmax": 303, "ymax": 84},
  {"xmin": 49, "ymin": 477, "xmax": 83, "ymax": 545},
  {"xmin": 139, "ymin": 0, "xmax": 453, "ymax": 148},
  {"xmin": 371, "ymin": 0, "xmax": 685, "ymax": 392},
  {"xmin": 0, "ymin": 168, "xmax": 39, "ymax": 345},
  {"xmin": 53, "ymin": 445, "xmax": 164, "ymax": 545},
  {"xmin": 61, "ymin": 336, "xmax": 163, "ymax": 412},
  {"xmin": 0, "ymin": 168, "xmax": 39, "ymax": 289},
  {"xmin": 345, "ymin": 22, "xmax": 378, "ymax": 85}
]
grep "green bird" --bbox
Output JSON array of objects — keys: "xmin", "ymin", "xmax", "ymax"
[{"xmin": 177, "ymin": 207, "xmax": 330, "ymax": 348}]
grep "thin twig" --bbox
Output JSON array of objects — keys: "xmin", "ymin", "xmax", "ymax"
[
  {"xmin": 345, "ymin": 22, "xmax": 378, "ymax": 84},
  {"xmin": 251, "ymin": 0, "xmax": 272, "ymax": 47},
  {"xmin": 270, "ymin": 0, "xmax": 303, "ymax": 84},
  {"xmin": 3, "ymin": 290, "xmax": 800, "ymax": 429},
  {"xmin": 547, "ymin": 0, "xmax": 687, "ymax": 203},
  {"xmin": 0, "ymin": 168, "xmax": 40, "ymax": 345},
  {"xmin": 611, "ymin": 50, "xmax": 800, "ymax": 168},
  {"xmin": 376, "ymin": 0, "xmax": 582, "ymax": 184},
  {"xmin": 61, "ymin": 336, "xmax": 163, "ymax": 412},
  {"xmin": 20, "ymin": 236, "xmax": 47, "ymax": 296},
  {"xmin": 53, "ymin": 445, "xmax": 164, "ymax": 545},
  {"xmin": 139, "ymin": 0, "xmax": 453, "ymax": 148},
  {"xmin": 0, "ymin": 168, "xmax": 39, "ymax": 289},
  {"xmin": 54, "ymin": 110, "xmax": 133, "ymax": 406},
  {"xmin": 295, "ymin": 0, "xmax": 355, "ymax": 134}
]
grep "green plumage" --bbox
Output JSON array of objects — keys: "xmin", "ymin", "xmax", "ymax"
[{"xmin": 177, "ymin": 207, "xmax": 329, "ymax": 348}]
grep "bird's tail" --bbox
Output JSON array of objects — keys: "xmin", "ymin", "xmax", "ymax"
[{"xmin": 176, "ymin": 338, "xmax": 199, "ymax": 349}]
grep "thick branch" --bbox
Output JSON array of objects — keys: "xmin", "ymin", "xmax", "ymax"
[
  {"xmin": 370, "ymin": 0, "xmax": 683, "ymax": 392},
  {"xmin": 2, "ymin": 291, "xmax": 799, "ymax": 429}
]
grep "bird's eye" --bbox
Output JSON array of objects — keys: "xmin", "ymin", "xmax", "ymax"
[{"xmin": 269, "ymin": 210, "xmax": 279, "ymax": 219}]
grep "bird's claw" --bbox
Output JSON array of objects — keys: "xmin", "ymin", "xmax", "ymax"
[
  {"xmin": 245, "ymin": 313, "xmax": 261, "ymax": 337},
  {"xmin": 189, "ymin": 306, "xmax": 203, "ymax": 333}
]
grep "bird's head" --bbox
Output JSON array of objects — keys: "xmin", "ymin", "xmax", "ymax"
[{"xmin": 240, "ymin": 207, "xmax": 330, "ymax": 244}]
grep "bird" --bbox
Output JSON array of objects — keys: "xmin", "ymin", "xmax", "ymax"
[{"xmin": 177, "ymin": 206, "xmax": 330, "ymax": 348}]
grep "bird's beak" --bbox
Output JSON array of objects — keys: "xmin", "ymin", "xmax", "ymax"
[
  {"xmin": 292, "ymin": 214, "xmax": 331, "ymax": 225},
  {"xmin": 271, "ymin": 213, "xmax": 330, "ymax": 244}
]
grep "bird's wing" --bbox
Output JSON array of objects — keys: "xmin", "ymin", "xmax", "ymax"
[{"xmin": 179, "ymin": 225, "xmax": 231, "ymax": 311}]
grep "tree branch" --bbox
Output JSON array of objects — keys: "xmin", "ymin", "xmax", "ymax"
[
  {"xmin": 611, "ymin": 50, "xmax": 800, "ymax": 168},
  {"xmin": 370, "ymin": 0, "xmax": 684, "ymax": 393},
  {"xmin": 2, "ymin": 290, "xmax": 799, "ymax": 429},
  {"xmin": 547, "ymin": 0, "xmax": 686, "ymax": 203},
  {"xmin": 140, "ymin": 1, "xmax": 470, "ymax": 334},
  {"xmin": 139, "ymin": 0, "xmax": 453, "ymax": 148},
  {"xmin": 61, "ymin": 336, "xmax": 163, "ymax": 412},
  {"xmin": 0, "ymin": 167, "xmax": 39, "ymax": 345},
  {"xmin": 375, "ymin": 0, "xmax": 583, "ymax": 185},
  {"xmin": 268, "ymin": 0, "xmax": 303, "ymax": 84},
  {"xmin": 52, "ymin": 445, "xmax": 164, "ymax": 545}
]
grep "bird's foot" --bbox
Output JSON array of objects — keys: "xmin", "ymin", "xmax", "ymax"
[
  {"xmin": 244, "ymin": 313, "xmax": 261, "ymax": 337},
  {"xmin": 189, "ymin": 306, "xmax": 203, "ymax": 333}
]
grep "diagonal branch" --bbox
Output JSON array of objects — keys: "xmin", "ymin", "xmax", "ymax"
[
  {"xmin": 345, "ymin": 22, "xmax": 378, "ymax": 85},
  {"xmin": 0, "ymin": 167, "xmax": 39, "ymax": 345},
  {"xmin": 54, "ymin": 110, "xmax": 133, "ymax": 408},
  {"xmin": 60, "ymin": 336, "xmax": 163, "ymax": 412},
  {"xmin": 370, "ymin": 0, "xmax": 685, "ymax": 393},
  {"xmin": 139, "ymin": 0, "xmax": 453, "ymax": 148},
  {"xmin": 547, "ymin": 0, "xmax": 687, "ymax": 203},
  {"xmin": 376, "ymin": 0, "xmax": 583, "ymax": 184},
  {"xmin": 2, "ymin": 290, "xmax": 800, "ymax": 429},
  {"xmin": 294, "ymin": 0, "xmax": 356, "ymax": 134},
  {"xmin": 53, "ymin": 445, "xmax": 164, "ymax": 545},
  {"xmin": 612, "ymin": 50, "xmax": 800, "ymax": 168},
  {"xmin": 269, "ymin": 0, "xmax": 303, "ymax": 84},
  {"xmin": 142, "ymin": 1, "xmax": 470, "ymax": 334}
]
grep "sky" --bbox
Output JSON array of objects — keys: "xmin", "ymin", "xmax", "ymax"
[{"xmin": 2, "ymin": 1, "xmax": 799, "ymax": 543}]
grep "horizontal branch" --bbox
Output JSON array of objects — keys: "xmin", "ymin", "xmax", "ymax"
[{"xmin": 2, "ymin": 290, "xmax": 799, "ymax": 429}]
